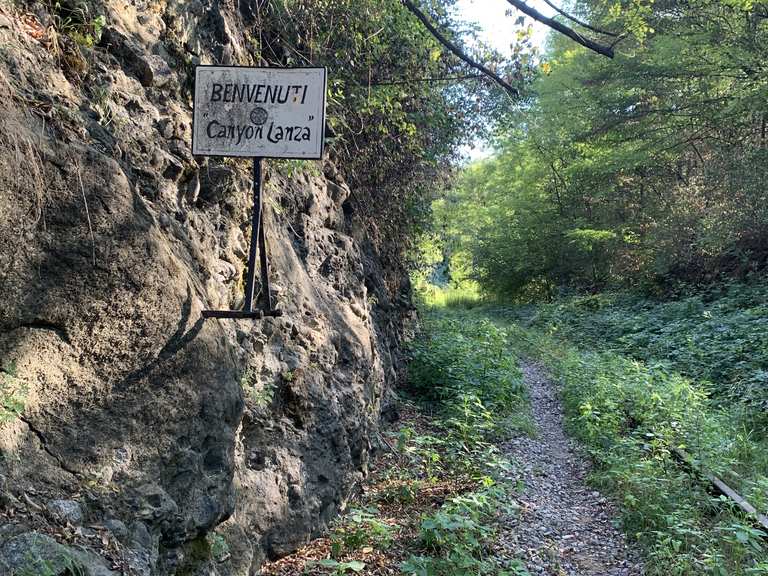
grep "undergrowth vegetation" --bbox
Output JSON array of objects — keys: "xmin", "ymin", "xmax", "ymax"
[
  {"xmin": 528, "ymin": 283, "xmax": 768, "ymax": 419},
  {"xmin": 264, "ymin": 311, "xmax": 533, "ymax": 576},
  {"xmin": 401, "ymin": 484, "xmax": 526, "ymax": 576},
  {"xmin": 386, "ymin": 312, "xmax": 533, "ymax": 575},
  {"xmin": 407, "ymin": 312, "xmax": 534, "ymax": 438},
  {"xmin": 407, "ymin": 275, "xmax": 768, "ymax": 574},
  {"xmin": 492, "ymin": 286, "xmax": 768, "ymax": 576}
]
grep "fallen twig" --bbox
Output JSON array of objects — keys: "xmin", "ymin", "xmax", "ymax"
[{"xmin": 75, "ymin": 160, "xmax": 96, "ymax": 267}]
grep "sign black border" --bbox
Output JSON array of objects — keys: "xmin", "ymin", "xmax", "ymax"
[{"xmin": 191, "ymin": 65, "xmax": 328, "ymax": 160}]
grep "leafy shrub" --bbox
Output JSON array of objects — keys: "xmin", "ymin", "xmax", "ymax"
[
  {"xmin": 507, "ymin": 317, "xmax": 768, "ymax": 576},
  {"xmin": 395, "ymin": 427, "xmax": 447, "ymax": 482},
  {"xmin": 395, "ymin": 310, "xmax": 534, "ymax": 573},
  {"xmin": 402, "ymin": 485, "xmax": 526, "ymax": 576},
  {"xmin": 330, "ymin": 507, "xmax": 394, "ymax": 558},
  {"xmin": 408, "ymin": 313, "xmax": 526, "ymax": 419}
]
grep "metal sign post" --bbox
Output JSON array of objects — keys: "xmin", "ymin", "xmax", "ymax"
[
  {"xmin": 192, "ymin": 66, "xmax": 327, "ymax": 320},
  {"xmin": 202, "ymin": 157, "xmax": 279, "ymax": 319}
]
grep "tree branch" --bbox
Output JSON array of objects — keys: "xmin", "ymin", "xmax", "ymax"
[
  {"xmin": 504, "ymin": 0, "xmax": 616, "ymax": 58},
  {"xmin": 539, "ymin": 0, "xmax": 620, "ymax": 37},
  {"xmin": 370, "ymin": 74, "xmax": 486, "ymax": 86},
  {"xmin": 401, "ymin": 0, "xmax": 519, "ymax": 96}
]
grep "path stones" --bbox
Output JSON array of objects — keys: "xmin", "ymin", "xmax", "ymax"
[{"xmin": 499, "ymin": 361, "xmax": 644, "ymax": 576}]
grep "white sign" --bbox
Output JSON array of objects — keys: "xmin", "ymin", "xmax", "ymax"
[{"xmin": 192, "ymin": 66, "xmax": 327, "ymax": 159}]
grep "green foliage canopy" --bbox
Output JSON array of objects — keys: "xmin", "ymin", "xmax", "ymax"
[{"xmin": 435, "ymin": 0, "xmax": 768, "ymax": 298}]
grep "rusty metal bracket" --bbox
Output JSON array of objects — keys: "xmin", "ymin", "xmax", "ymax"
[{"xmin": 202, "ymin": 157, "xmax": 282, "ymax": 320}]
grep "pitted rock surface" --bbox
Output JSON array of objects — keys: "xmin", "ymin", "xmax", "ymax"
[{"xmin": 0, "ymin": 0, "xmax": 413, "ymax": 573}]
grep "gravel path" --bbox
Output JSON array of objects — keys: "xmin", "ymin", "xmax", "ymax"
[{"xmin": 498, "ymin": 361, "xmax": 645, "ymax": 576}]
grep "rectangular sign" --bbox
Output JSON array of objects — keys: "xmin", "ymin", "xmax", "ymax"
[{"xmin": 192, "ymin": 66, "xmax": 327, "ymax": 159}]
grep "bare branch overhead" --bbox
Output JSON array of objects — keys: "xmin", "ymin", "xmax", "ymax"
[
  {"xmin": 539, "ymin": 0, "xmax": 620, "ymax": 37},
  {"xmin": 401, "ymin": 0, "xmax": 520, "ymax": 96},
  {"xmin": 504, "ymin": 0, "xmax": 616, "ymax": 58}
]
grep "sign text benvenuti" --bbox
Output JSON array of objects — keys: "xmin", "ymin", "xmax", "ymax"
[
  {"xmin": 192, "ymin": 66, "xmax": 327, "ymax": 159},
  {"xmin": 192, "ymin": 65, "xmax": 326, "ymax": 319}
]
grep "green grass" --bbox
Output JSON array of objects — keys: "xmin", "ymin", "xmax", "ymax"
[
  {"xmin": 491, "ymin": 283, "xmax": 768, "ymax": 576},
  {"xmin": 412, "ymin": 279, "xmax": 490, "ymax": 310},
  {"xmin": 310, "ymin": 308, "xmax": 533, "ymax": 575}
]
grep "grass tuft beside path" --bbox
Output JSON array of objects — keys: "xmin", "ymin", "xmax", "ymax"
[{"xmin": 490, "ymin": 288, "xmax": 768, "ymax": 576}]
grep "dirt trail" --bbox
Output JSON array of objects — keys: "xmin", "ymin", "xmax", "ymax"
[{"xmin": 499, "ymin": 361, "xmax": 645, "ymax": 576}]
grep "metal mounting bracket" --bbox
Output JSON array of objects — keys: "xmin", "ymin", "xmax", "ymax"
[{"xmin": 202, "ymin": 157, "xmax": 282, "ymax": 320}]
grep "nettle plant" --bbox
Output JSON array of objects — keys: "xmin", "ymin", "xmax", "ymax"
[
  {"xmin": 1, "ymin": 360, "xmax": 26, "ymax": 423},
  {"xmin": 402, "ymin": 485, "xmax": 526, "ymax": 576},
  {"xmin": 408, "ymin": 313, "xmax": 526, "ymax": 416},
  {"xmin": 330, "ymin": 507, "xmax": 395, "ymax": 558}
]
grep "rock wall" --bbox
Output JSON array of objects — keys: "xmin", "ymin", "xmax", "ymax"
[{"xmin": 0, "ymin": 1, "xmax": 413, "ymax": 573}]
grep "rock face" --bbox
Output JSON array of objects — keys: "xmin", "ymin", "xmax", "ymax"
[
  {"xmin": 0, "ymin": 0, "xmax": 412, "ymax": 573},
  {"xmin": 1, "ymin": 532, "xmax": 118, "ymax": 575}
]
